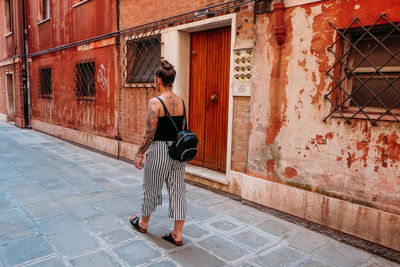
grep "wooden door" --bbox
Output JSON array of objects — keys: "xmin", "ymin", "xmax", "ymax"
[
  {"xmin": 6, "ymin": 74, "xmax": 15, "ymax": 122},
  {"xmin": 189, "ymin": 27, "xmax": 231, "ymax": 172}
]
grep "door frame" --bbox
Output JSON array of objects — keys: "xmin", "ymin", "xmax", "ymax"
[
  {"xmin": 161, "ymin": 14, "xmax": 236, "ymax": 178},
  {"xmin": 5, "ymin": 72, "xmax": 15, "ymax": 123}
]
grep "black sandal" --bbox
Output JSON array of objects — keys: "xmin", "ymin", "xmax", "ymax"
[
  {"xmin": 161, "ymin": 232, "xmax": 183, "ymax": 246},
  {"xmin": 129, "ymin": 215, "xmax": 147, "ymax": 233}
]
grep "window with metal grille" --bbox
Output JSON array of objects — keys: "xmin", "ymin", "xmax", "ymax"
[
  {"xmin": 38, "ymin": 67, "xmax": 52, "ymax": 98},
  {"xmin": 325, "ymin": 15, "xmax": 400, "ymax": 124},
  {"xmin": 74, "ymin": 59, "xmax": 96, "ymax": 101},
  {"xmin": 124, "ymin": 33, "xmax": 161, "ymax": 87}
]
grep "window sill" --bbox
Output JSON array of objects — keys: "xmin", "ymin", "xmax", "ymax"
[
  {"xmin": 124, "ymin": 82, "xmax": 155, "ymax": 88},
  {"xmin": 331, "ymin": 111, "xmax": 400, "ymax": 123},
  {"xmin": 72, "ymin": 0, "xmax": 91, "ymax": 8},
  {"xmin": 37, "ymin": 18, "xmax": 50, "ymax": 25},
  {"xmin": 4, "ymin": 32, "xmax": 12, "ymax": 38}
]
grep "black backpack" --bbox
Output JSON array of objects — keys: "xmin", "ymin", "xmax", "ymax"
[{"xmin": 157, "ymin": 97, "xmax": 199, "ymax": 162}]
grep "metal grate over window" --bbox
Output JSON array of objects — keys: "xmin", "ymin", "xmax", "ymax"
[
  {"xmin": 324, "ymin": 14, "xmax": 400, "ymax": 125},
  {"xmin": 74, "ymin": 59, "xmax": 96, "ymax": 102},
  {"xmin": 38, "ymin": 66, "xmax": 52, "ymax": 98},
  {"xmin": 123, "ymin": 29, "xmax": 162, "ymax": 88}
]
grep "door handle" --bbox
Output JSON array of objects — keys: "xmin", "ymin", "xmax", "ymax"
[{"xmin": 210, "ymin": 93, "xmax": 218, "ymax": 102}]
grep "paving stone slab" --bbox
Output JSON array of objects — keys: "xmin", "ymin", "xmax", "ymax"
[
  {"xmin": 100, "ymin": 227, "xmax": 137, "ymax": 245},
  {"xmin": 186, "ymin": 202, "xmax": 219, "ymax": 223},
  {"xmin": 360, "ymin": 255, "xmax": 400, "ymax": 267},
  {"xmin": 312, "ymin": 240, "xmax": 374, "ymax": 267},
  {"xmin": 85, "ymin": 214, "xmax": 122, "ymax": 233},
  {"xmin": 10, "ymin": 183, "xmax": 42, "ymax": 197},
  {"xmin": 17, "ymin": 192, "xmax": 50, "ymax": 206},
  {"xmin": 23, "ymin": 256, "xmax": 65, "ymax": 267},
  {"xmin": 296, "ymin": 256, "xmax": 338, "ymax": 267},
  {"xmin": 230, "ymin": 228, "xmax": 278, "ymax": 251},
  {"xmin": 254, "ymin": 218, "xmax": 297, "ymax": 239},
  {"xmin": 37, "ymin": 214, "xmax": 81, "ymax": 234},
  {"xmin": 3, "ymin": 177, "xmax": 30, "ymax": 186},
  {"xmin": 69, "ymin": 250, "xmax": 122, "ymax": 267},
  {"xmin": 0, "ymin": 191, "xmax": 11, "ymax": 201},
  {"xmin": 85, "ymin": 191, "xmax": 116, "ymax": 202},
  {"xmin": 0, "ymin": 228, "xmax": 39, "ymax": 246},
  {"xmin": 69, "ymin": 204, "xmax": 104, "ymax": 221},
  {"xmin": 55, "ymin": 193, "xmax": 90, "ymax": 208},
  {"xmin": 181, "ymin": 223, "xmax": 210, "ymax": 239},
  {"xmin": 24, "ymin": 200, "xmax": 65, "ymax": 220},
  {"xmin": 112, "ymin": 240, "xmax": 162, "ymax": 266},
  {"xmin": 169, "ymin": 244, "xmax": 225, "ymax": 267},
  {"xmin": 208, "ymin": 198, "xmax": 243, "ymax": 214},
  {"xmin": 0, "ymin": 199, "xmax": 19, "ymax": 211},
  {"xmin": 198, "ymin": 235, "xmax": 251, "ymax": 262},
  {"xmin": 96, "ymin": 198, "xmax": 134, "ymax": 217},
  {"xmin": 253, "ymin": 245, "xmax": 307, "ymax": 267},
  {"xmin": 0, "ymin": 236, "xmax": 54, "ymax": 266},
  {"xmin": 147, "ymin": 259, "xmax": 177, "ymax": 267},
  {"xmin": 47, "ymin": 229, "xmax": 100, "ymax": 257},
  {"xmin": 285, "ymin": 228, "xmax": 330, "ymax": 253},
  {"xmin": 0, "ymin": 207, "xmax": 28, "ymax": 223},
  {"xmin": 203, "ymin": 216, "xmax": 244, "ymax": 234},
  {"xmin": 0, "ymin": 217, "xmax": 35, "ymax": 235}
]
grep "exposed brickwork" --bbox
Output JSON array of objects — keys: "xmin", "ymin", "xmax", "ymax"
[{"xmin": 231, "ymin": 96, "xmax": 251, "ymax": 173}]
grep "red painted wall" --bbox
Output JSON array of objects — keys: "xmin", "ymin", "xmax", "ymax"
[
  {"xmin": 26, "ymin": 0, "xmax": 117, "ymax": 53},
  {"xmin": 27, "ymin": 0, "xmax": 118, "ymax": 136}
]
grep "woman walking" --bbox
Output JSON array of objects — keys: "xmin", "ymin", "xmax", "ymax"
[{"xmin": 130, "ymin": 60, "xmax": 186, "ymax": 246}]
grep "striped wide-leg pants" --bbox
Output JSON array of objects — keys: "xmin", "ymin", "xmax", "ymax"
[{"xmin": 141, "ymin": 141, "xmax": 186, "ymax": 220}]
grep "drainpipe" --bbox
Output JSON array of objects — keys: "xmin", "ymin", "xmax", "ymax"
[
  {"xmin": 21, "ymin": 0, "xmax": 30, "ymax": 128},
  {"xmin": 273, "ymin": 0, "xmax": 286, "ymax": 46}
]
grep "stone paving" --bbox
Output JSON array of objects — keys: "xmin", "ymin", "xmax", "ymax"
[{"xmin": 0, "ymin": 121, "xmax": 398, "ymax": 267}]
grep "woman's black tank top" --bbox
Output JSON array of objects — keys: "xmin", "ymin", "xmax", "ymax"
[{"xmin": 153, "ymin": 115, "xmax": 184, "ymax": 141}]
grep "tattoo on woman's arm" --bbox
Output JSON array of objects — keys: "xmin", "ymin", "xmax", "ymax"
[{"xmin": 138, "ymin": 100, "xmax": 158, "ymax": 155}]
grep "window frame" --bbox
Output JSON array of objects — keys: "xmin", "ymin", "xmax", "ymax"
[
  {"xmin": 74, "ymin": 59, "xmax": 96, "ymax": 102},
  {"xmin": 328, "ymin": 23, "xmax": 400, "ymax": 123},
  {"xmin": 38, "ymin": 66, "xmax": 53, "ymax": 99},
  {"xmin": 38, "ymin": 0, "xmax": 50, "ymax": 24},
  {"xmin": 123, "ymin": 33, "xmax": 162, "ymax": 88}
]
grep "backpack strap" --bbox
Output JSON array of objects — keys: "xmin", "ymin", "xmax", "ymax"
[
  {"xmin": 182, "ymin": 99, "xmax": 188, "ymax": 130},
  {"xmin": 156, "ymin": 97, "xmax": 179, "ymax": 132}
]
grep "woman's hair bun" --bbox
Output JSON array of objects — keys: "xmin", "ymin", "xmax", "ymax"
[
  {"xmin": 161, "ymin": 60, "xmax": 174, "ymax": 71},
  {"xmin": 156, "ymin": 60, "xmax": 176, "ymax": 86}
]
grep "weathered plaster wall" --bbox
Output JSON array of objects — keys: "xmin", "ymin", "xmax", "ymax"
[
  {"xmin": 249, "ymin": 0, "xmax": 400, "ymax": 216},
  {"xmin": 26, "ymin": 0, "xmax": 117, "ymax": 54},
  {"xmin": 30, "ymin": 42, "xmax": 119, "ymax": 138}
]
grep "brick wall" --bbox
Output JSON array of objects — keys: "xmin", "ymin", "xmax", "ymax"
[{"xmin": 231, "ymin": 96, "xmax": 251, "ymax": 172}]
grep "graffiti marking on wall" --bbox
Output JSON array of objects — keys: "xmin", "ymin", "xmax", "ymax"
[{"xmin": 97, "ymin": 64, "xmax": 109, "ymax": 91}]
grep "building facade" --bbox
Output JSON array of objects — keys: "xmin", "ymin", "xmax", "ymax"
[
  {"xmin": 1, "ymin": 0, "xmax": 399, "ymax": 254},
  {"xmin": 26, "ymin": 0, "xmax": 119, "ymax": 150},
  {"xmin": 0, "ymin": 0, "xmax": 26, "ymax": 127}
]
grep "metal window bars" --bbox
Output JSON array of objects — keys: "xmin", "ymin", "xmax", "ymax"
[
  {"xmin": 38, "ymin": 66, "xmax": 52, "ymax": 98},
  {"xmin": 74, "ymin": 59, "xmax": 96, "ymax": 102},
  {"xmin": 324, "ymin": 14, "xmax": 400, "ymax": 125},
  {"xmin": 123, "ymin": 29, "xmax": 162, "ymax": 88}
]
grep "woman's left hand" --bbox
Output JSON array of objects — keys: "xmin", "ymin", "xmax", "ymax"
[{"xmin": 135, "ymin": 154, "xmax": 144, "ymax": 170}]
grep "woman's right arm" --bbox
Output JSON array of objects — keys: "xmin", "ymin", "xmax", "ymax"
[{"xmin": 135, "ymin": 98, "xmax": 159, "ymax": 169}]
